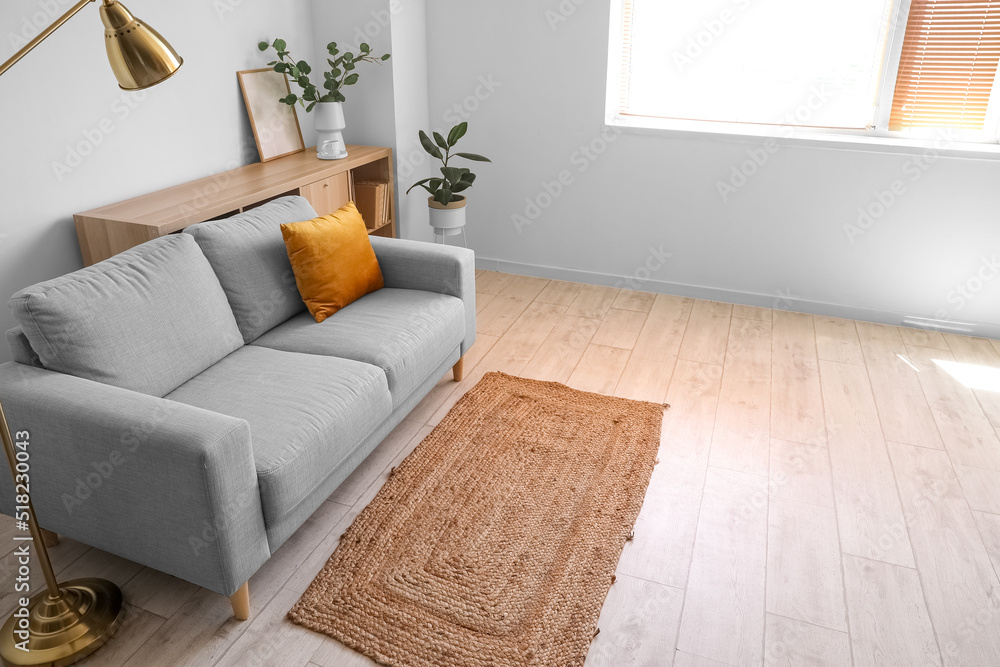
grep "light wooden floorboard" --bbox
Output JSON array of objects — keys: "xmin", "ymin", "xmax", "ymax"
[
  {"xmin": 611, "ymin": 288, "xmax": 656, "ymax": 313},
  {"xmin": 953, "ymin": 463, "xmax": 1000, "ymax": 514},
  {"xmin": 8, "ymin": 269, "xmax": 999, "ymax": 667},
  {"xmin": 585, "ymin": 574, "xmax": 684, "ymax": 667},
  {"xmin": 566, "ymin": 344, "xmax": 631, "ymax": 395},
  {"xmin": 766, "ymin": 498, "xmax": 848, "ymax": 631},
  {"xmin": 942, "ymin": 333, "xmax": 1000, "ymax": 429},
  {"xmin": 678, "ymin": 300, "xmax": 732, "ymax": 366},
  {"xmin": 888, "ymin": 441, "xmax": 1000, "ymax": 656},
  {"xmin": 856, "ymin": 322, "xmax": 944, "ymax": 449},
  {"xmin": 614, "ymin": 356, "xmax": 674, "ymax": 403},
  {"xmin": 898, "ymin": 326, "xmax": 949, "ymax": 349},
  {"xmin": 673, "ymin": 651, "xmax": 734, "ymax": 667},
  {"xmin": 475, "ymin": 291, "xmax": 495, "ymax": 313},
  {"xmin": 473, "ymin": 271, "xmax": 515, "ymax": 294},
  {"xmin": 631, "ymin": 294, "xmax": 693, "ymax": 363},
  {"xmin": 819, "ymin": 359, "xmax": 916, "ymax": 567},
  {"xmin": 904, "ymin": 345, "xmax": 1000, "ymax": 471},
  {"xmin": 841, "ymin": 555, "xmax": 941, "ymax": 667},
  {"xmin": 77, "ymin": 604, "xmax": 166, "ymax": 667},
  {"xmin": 215, "ymin": 588, "xmax": 324, "ymax": 667},
  {"xmin": 565, "ymin": 283, "xmax": 619, "ymax": 320},
  {"xmin": 814, "ymin": 316, "xmax": 865, "ymax": 366},
  {"xmin": 591, "ymin": 307, "xmax": 648, "ymax": 349},
  {"xmin": 770, "ymin": 310, "xmax": 826, "ymax": 447},
  {"xmin": 733, "ymin": 304, "xmax": 772, "ymax": 322},
  {"xmin": 972, "ymin": 509, "xmax": 1000, "ymax": 576},
  {"xmin": 709, "ymin": 316, "xmax": 772, "ymax": 476},
  {"xmin": 768, "ymin": 438, "xmax": 835, "ymax": 509},
  {"xmin": 676, "ymin": 467, "xmax": 769, "ymax": 666},
  {"xmin": 764, "ymin": 613, "xmax": 852, "ymax": 667},
  {"xmin": 535, "ymin": 278, "xmax": 583, "ymax": 307},
  {"xmin": 617, "ymin": 360, "xmax": 722, "ymax": 588},
  {"xmin": 123, "ymin": 567, "xmax": 199, "ymax": 620},
  {"xmin": 474, "ymin": 275, "xmax": 550, "ymax": 337},
  {"xmin": 521, "ymin": 314, "xmax": 601, "ymax": 384}
]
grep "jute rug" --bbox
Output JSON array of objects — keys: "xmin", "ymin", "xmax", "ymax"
[{"xmin": 288, "ymin": 371, "xmax": 666, "ymax": 667}]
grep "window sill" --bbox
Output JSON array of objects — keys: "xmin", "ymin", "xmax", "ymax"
[{"xmin": 606, "ymin": 115, "xmax": 1000, "ymax": 161}]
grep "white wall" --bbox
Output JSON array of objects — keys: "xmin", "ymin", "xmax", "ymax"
[
  {"xmin": 309, "ymin": 0, "xmax": 433, "ymax": 241},
  {"xmin": 424, "ymin": 0, "xmax": 1000, "ymax": 336},
  {"xmin": 0, "ymin": 0, "xmax": 319, "ymax": 362}
]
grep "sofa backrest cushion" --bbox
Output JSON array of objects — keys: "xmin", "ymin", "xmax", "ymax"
[
  {"xmin": 183, "ymin": 196, "xmax": 316, "ymax": 343},
  {"xmin": 5, "ymin": 327, "xmax": 41, "ymax": 367},
  {"xmin": 9, "ymin": 234, "xmax": 244, "ymax": 397}
]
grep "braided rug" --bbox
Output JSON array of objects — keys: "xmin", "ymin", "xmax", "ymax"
[{"xmin": 289, "ymin": 371, "xmax": 666, "ymax": 666}]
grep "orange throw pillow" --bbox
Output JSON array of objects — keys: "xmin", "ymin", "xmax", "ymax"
[{"xmin": 281, "ymin": 202, "xmax": 384, "ymax": 323}]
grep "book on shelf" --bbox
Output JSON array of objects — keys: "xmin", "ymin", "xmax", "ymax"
[{"xmin": 354, "ymin": 179, "xmax": 390, "ymax": 232}]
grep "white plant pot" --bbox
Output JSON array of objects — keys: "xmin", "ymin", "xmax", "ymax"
[
  {"xmin": 314, "ymin": 102, "xmax": 348, "ymax": 160},
  {"xmin": 428, "ymin": 196, "xmax": 467, "ymax": 237}
]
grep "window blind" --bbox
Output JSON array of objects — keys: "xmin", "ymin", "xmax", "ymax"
[
  {"xmin": 617, "ymin": 0, "xmax": 635, "ymax": 114},
  {"xmin": 889, "ymin": 0, "xmax": 1000, "ymax": 130}
]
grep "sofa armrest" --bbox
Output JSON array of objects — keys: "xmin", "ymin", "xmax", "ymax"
[
  {"xmin": 369, "ymin": 236, "xmax": 476, "ymax": 355},
  {"xmin": 0, "ymin": 362, "xmax": 269, "ymax": 597}
]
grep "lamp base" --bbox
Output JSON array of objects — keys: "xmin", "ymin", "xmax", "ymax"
[{"xmin": 0, "ymin": 578, "xmax": 124, "ymax": 667}]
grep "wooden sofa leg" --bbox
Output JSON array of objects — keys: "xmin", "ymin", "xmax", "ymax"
[
  {"xmin": 40, "ymin": 529, "xmax": 59, "ymax": 548},
  {"xmin": 230, "ymin": 582, "xmax": 250, "ymax": 621},
  {"xmin": 453, "ymin": 357, "xmax": 464, "ymax": 382}
]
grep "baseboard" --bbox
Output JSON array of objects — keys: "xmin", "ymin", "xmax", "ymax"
[{"xmin": 475, "ymin": 256, "xmax": 1000, "ymax": 340}]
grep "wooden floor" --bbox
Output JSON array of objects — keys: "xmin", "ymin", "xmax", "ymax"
[{"xmin": 4, "ymin": 271, "xmax": 1000, "ymax": 666}]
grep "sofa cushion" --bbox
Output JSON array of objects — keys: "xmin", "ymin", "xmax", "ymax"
[
  {"xmin": 252, "ymin": 288, "xmax": 464, "ymax": 405},
  {"xmin": 184, "ymin": 196, "xmax": 317, "ymax": 343},
  {"xmin": 165, "ymin": 346, "xmax": 392, "ymax": 526},
  {"xmin": 9, "ymin": 235, "xmax": 243, "ymax": 397}
]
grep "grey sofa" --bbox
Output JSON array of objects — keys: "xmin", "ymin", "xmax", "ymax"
[{"xmin": 0, "ymin": 196, "xmax": 475, "ymax": 619}]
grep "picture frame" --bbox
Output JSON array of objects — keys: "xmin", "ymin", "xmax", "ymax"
[{"xmin": 237, "ymin": 68, "xmax": 305, "ymax": 162}]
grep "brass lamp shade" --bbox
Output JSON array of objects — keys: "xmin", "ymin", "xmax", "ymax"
[{"xmin": 100, "ymin": 0, "xmax": 182, "ymax": 90}]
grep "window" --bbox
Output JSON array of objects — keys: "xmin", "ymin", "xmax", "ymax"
[{"xmin": 608, "ymin": 0, "xmax": 1000, "ymax": 143}]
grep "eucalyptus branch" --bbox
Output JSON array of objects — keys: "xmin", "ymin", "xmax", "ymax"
[{"xmin": 257, "ymin": 38, "xmax": 390, "ymax": 109}]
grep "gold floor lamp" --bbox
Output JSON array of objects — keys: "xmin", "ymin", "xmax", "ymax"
[{"xmin": 0, "ymin": 2, "xmax": 182, "ymax": 664}]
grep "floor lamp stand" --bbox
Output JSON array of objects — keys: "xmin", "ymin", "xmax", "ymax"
[{"xmin": 0, "ymin": 399, "xmax": 124, "ymax": 666}]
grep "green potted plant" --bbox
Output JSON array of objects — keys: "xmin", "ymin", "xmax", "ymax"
[
  {"xmin": 406, "ymin": 122, "xmax": 491, "ymax": 240},
  {"xmin": 258, "ymin": 38, "xmax": 390, "ymax": 160}
]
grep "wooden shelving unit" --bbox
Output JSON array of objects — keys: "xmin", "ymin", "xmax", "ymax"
[{"xmin": 74, "ymin": 145, "xmax": 395, "ymax": 266}]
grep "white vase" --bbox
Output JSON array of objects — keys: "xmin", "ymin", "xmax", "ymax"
[
  {"xmin": 428, "ymin": 195, "xmax": 467, "ymax": 240},
  {"xmin": 314, "ymin": 102, "xmax": 348, "ymax": 160}
]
